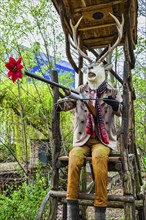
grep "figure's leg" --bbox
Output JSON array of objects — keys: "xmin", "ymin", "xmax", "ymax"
[
  {"xmin": 67, "ymin": 146, "xmax": 90, "ymax": 220},
  {"xmin": 91, "ymin": 144, "xmax": 110, "ymax": 219},
  {"xmin": 67, "ymin": 146, "xmax": 90, "ymax": 200}
]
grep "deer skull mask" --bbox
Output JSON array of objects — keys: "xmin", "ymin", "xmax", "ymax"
[
  {"xmin": 82, "ymin": 62, "xmax": 112, "ymax": 89},
  {"xmin": 70, "ymin": 13, "xmax": 124, "ymax": 89}
]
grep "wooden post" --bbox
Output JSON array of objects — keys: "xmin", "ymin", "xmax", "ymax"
[
  {"xmin": 122, "ymin": 30, "xmax": 136, "ymax": 219},
  {"xmin": 58, "ymin": 1, "xmax": 79, "ymax": 74},
  {"xmin": 47, "ymin": 70, "xmax": 62, "ymax": 220},
  {"xmin": 51, "ymin": 70, "xmax": 62, "ymax": 190},
  {"xmin": 123, "ymin": 1, "xmax": 144, "ymax": 217},
  {"xmin": 123, "ymin": 35, "xmax": 144, "ymax": 220}
]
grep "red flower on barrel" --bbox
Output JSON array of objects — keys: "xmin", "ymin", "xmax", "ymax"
[{"xmin": 5, "ymin": 57, "xmax": 24, "ymax": 82}]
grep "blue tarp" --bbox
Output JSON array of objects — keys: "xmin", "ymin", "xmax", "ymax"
[{"xmin": 30, "ymin": 52, "xmax": 75, "ymax": 87}]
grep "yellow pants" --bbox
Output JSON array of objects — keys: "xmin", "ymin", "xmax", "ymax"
[{"xmin": 66, "ymin": 138, "xmax": 111, "ymax": 207}]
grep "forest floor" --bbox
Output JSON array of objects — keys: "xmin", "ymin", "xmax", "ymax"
[{"xmin": 86, "ymin": 207, "xmax": 124, "ymax": 220}]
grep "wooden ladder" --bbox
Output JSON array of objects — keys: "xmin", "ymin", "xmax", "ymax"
[{"xmin": 36, "ymin": 150, "xmax": 145, "ymax": 220}]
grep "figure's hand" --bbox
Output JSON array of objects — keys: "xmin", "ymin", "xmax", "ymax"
[
  {"xmin": 103, "ymin": 96, "xmax": 119, "ymax": 111},
  {"xmin": 55, "ymin": 98, "xmax": 76, "ymax": 112},
  {"xmin": 54, "ymin": 102, "xmax": 63, "ymax": 112},
  {"xmin": 55, "ymin": 98, "xmax": 66, "ymax": 112}
]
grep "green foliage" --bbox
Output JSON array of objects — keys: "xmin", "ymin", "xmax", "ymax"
[
  {"xmin": 0, "ymin": 0, "xmax": 74, "ymax": 163},
  {"xmin": 0, "ymin": 73, "xmax": 74, "ymax": 161},
  {"xmin": 0, "ymin": 78, "xmax": 53, "ymax": 161},
  {"xmin": 133, "ymin": 37, "xmax": 146, "ymax": 150},
  {"xmin": 59, "ymin": 71, "xmax": 75, "ymax": 89},
  {"xmin": 0, "ymin": 0, "xmax": 65, "ymax": 68},
  {"xmin": 60, "ymin": 111, "xmax": 74, "ymax": 152},
  {"xmin": 133, "ymin": 71, "xmax": 145, "ymax": 148},
  {"xmin": 0, "ymin": 165, "xmax": 50, "ymax": 220}
]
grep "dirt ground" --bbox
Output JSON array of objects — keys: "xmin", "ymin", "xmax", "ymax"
[{"xmin": 86, "ymin": 206, "xmax": 124, "ymax": 220}]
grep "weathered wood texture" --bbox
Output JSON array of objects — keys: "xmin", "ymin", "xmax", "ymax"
[
  {"xmin": 51, "ymin": 70, "xmax": 62, "ymax": 190},
  {"xmin": 52, "ymin": 0, "xmax": 137, "ymax": 48},
  {"xmin": 47, "ymin": 70, "xmax": 62, "ymax": 219},
  {"xmin": 36, "ymin": 190, "xmax": 144, "ymax": 220},
  {"xmin": 121, "ymin": 27, "xmax": 144, "ymax": 218}
]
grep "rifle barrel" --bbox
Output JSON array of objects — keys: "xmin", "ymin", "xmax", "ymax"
[{"xmin": 25, "ymin": 71, "xmax": 78, "ymax": 94}]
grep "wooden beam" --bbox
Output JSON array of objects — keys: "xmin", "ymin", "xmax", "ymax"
[
  {"xmin": 84, "ymin": 35, "xmax": 117, "ymax": 44},
  {"xmin": 50, "ymin": 190, "xmax": 135, "ymax": 203},
  {"xmin": 59, "ymin": 156, "xmax": 121, "ymax": 162},
  {"xmin": 58, "ymin": 1, "xmax": 79, "ymax": 73},
  {"xmin": 81, "ymin": 0, "xmax": 86, "ymax": 7},
  {"xmin": 74, "ymin": 0, "xmax": 127, "ymax": 13},
  {"xmin": 124, "ymin": 0, "xmax": 136, "ymax": 68},
  {"xmin": 62, "ymin": 198, "xmax": 144, "ymax": 210},
  {"xmin": 85, "ymin": 43, "xmax": 124, "ymax": 49},
  {"xmin": 79, "ymin": 23, "xmax": 115, "ymax": 31},
  {"xmin": 51, "ymin": 71, "xmax": 61, "ymax": 190}
]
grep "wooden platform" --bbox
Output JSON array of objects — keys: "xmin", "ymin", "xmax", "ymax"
[
  {"xmin": 52, "ymin": 0, "xmax": 137, "ymax": 48},
  {"xmin": 58, "ymin": 153, "xmax": 122, "ymax": 172}
]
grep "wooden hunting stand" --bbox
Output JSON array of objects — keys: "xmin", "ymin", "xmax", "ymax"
[{"xmin": 36, "ymin": 1, "xmax": 145, "ymax": 219}]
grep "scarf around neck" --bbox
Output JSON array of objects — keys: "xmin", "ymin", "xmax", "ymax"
[{"xmin": 86, "ymin": 81, "xmax": 109, "ymax": 144}]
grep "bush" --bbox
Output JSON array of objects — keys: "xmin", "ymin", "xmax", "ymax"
[{"xmin": 0, "ymin": 168, "xmax": 50, "ymax": 220}]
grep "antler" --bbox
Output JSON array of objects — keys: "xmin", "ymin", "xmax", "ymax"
[
  {"xmin": 70, "ymin": 13, "xmax": 124, "ymax": 63},
  {"xmin": 97, "ymin": 13, "xmax": 124, "ymax": 62},
  {"xmin": 70, "ymin": 17, "xmax": 93, "ymax": 63}
]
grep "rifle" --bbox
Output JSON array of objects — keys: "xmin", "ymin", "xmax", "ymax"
[{"xmin": 25, "ymin": 71, "xmax": 97, "ymax": 118}]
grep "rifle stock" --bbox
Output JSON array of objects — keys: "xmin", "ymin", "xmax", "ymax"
[
  {"xmin": 85, "ymin": 102, "xmax": 97, "ymax": 118},
  {"xmin": 25, "ymin": 71, "xmax": 97, "ymax": 118}
]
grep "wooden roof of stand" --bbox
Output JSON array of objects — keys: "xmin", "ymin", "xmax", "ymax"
[{"xmin": 52, "ymin": 0, "xmax": 138, "ymax": 49}]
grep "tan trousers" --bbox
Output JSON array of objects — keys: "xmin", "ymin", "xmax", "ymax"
[{"xmin": 66, "ymin": 138, "xmax": 110, "ymax": 207}]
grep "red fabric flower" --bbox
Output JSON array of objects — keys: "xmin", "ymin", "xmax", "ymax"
[{"xmin": 5, "ymin": 57, "xmax": 24, "ymax": 82}]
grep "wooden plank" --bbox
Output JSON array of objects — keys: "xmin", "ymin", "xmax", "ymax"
[
  {"xmin": 74, "ymin": 0, "xmax": 127, "ymax": 13},
  {"xmin": 58, "ymin": 155, "xmax": 122, "ymax": 171},
  {"xmin": 63, "ymin": 0, "xmax": 72, "ymax": 16},
  {"xmin": 81, "ymin": 0, "xmax": 86, "ymax": 7},
  {"xmin": 79, "ymin": 6, "xmax": 113, "ymax": 24},
  {"xmin": 58, "ymin": 156, "xmax": 121, "ymax": 162},
  {"xmin": 62, "ymin": 198, "xmax": 144, "ymax": 209},
  {"xmin": 79, "ymin": 23, "xmax": 115, "ymax": 31},
  {"xmin": 83, "ymin": 34, "xmax": 125, "ymax": 45},
  {"xmin": 50, "ymin": 190, "xmax": 135, "ymax": 203},
  {"xmin": 52, "ymin": 0, "xmax": 137, "ymax": 48},
  {"xmin": 84, "ymin": 35, "xmax": 118, "ymax": 45}
]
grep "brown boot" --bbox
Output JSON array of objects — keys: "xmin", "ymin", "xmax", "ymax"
[
  {"xmin": 67, "ymin": 200, "xmax": 79, "ymax": 220},
  {"xmin": 95, "ymin": 207, "xmax": 106, "ymax": 220}
]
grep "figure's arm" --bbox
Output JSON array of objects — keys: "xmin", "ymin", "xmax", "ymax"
[
  {"xmin": 56, "ymin": 96, "xmax": 97, "ymax": 117},
  {"xmin": 56, "ymin": 97, "xmax": 76, "ymax": 112},
  {"xmin": 55, "ymin": 87, "xmax": 81, "ymax": 112},
  {"xmin": 56, "ymin": 85, "xmax": 97, "ymax": 117}
]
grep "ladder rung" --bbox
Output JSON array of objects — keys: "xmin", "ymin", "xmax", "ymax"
[{"xmin": 49, "ymin": 190, "xmax": 135, "ymax": 202}]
